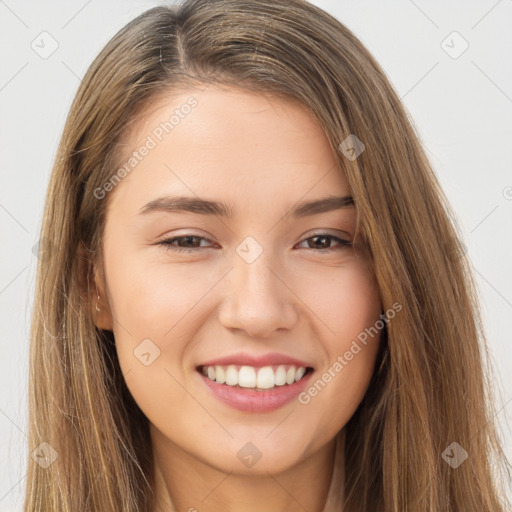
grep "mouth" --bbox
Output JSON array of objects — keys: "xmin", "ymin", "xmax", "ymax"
[{"xmin": 197, "ymin": 364, "xmax": 314, "ymax": 391}]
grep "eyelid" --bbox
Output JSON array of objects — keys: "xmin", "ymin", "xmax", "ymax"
[
  {"xmin": 296, "ymin": 232, "xmax": 353, "ymax": 249},
  {"xmin": 155, "ymin": 230, "xmax": 353, "ymax": 253},
  {"xmin": 306, "ymin": 228, "xmax": 352, "ymax": 241},
  {"xmin": 155, "ymin": 228, "xmax": 352, "ymax": 242}
]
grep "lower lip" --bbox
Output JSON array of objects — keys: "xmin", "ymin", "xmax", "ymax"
[{"xmin": 199, "ymin": 370, "xmax": 313, "ymax": 413}]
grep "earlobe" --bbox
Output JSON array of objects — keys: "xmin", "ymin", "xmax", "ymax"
[
  {"xmin": 77, "ymin": 242, "xmax": 114, "ymax": 331},
  {"xmin": 92, "ymin": 267, "xmax": 114, "ymax": 331}
]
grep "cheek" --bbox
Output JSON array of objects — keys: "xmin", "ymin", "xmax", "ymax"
[
  {"xmin": 103, "ymin": 252, "xmax": 211, "ymax": 426},
  {"xmin": 296, "ymin": 325, "xmax": 381, "ymax": 448},
  {"xmin": 294, "ymin": 258, "xmax": 381, "ymax": 430},
  {"xmin": 103, "ymin": 239, "xmax": 226, "ymax": 391},
  {"xmin": 106, "ymin": 246, "xmax": 212, "ymax": 339},
  {"xmin": 295, "ymin": 253, "xmax": 381, "ymax": 344}
]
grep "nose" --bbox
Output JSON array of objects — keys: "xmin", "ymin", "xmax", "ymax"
[{"xmin": 217, "ymin": 251, "xmax": 298, "ymax": 338}]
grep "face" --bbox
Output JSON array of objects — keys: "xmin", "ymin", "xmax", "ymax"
[{"xmin": 94, "ymin": 85, "xmax": 382, "ymax": 475}]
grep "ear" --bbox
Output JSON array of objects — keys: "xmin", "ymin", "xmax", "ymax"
[
  {"xmin": 78, "ymin": 242, "xmax": 114, "ymax": 331},
  {"xmin": 92, "ymin": 265, "xmax": 114, "ymax": 331}
]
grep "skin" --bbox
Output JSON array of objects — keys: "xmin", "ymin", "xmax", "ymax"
[{"xmin": 92, "ymin": 85, "xmax": 382, "ymax": 512}]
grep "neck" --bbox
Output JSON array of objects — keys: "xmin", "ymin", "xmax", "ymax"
[{"xmin": 150, "ymin": 428, "xmax": 345, "ymax": 512}]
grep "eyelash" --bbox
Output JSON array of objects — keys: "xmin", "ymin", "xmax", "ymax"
[{"xmin": 157, "ymin": 233, "xmax": 352, "ymax": 253}]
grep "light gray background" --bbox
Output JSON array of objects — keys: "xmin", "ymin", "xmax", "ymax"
[{"xmin": 1, "ymin": 0, "xmax": 511, "ymax": 509}]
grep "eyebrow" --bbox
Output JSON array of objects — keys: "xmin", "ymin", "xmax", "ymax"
[{"xmin": 139, "ymin": 194, "xmax": 354, "ymax": 218}]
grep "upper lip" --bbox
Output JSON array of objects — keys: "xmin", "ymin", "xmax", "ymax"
[{"xmin": 198, "ymin": 352, "xmax": 314, "ymax": 369}]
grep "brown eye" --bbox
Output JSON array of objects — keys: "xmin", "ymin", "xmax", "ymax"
[
  {"xmin": 157, "ymin": 233, "xmax": 351, "ymax": 253},
  {"xmin": 298, "ymin": 233, "xmax": 352, "ymax": 251},
  {"xmin": 158, "ymin": 235, "xmax": 214, "ymax": 252}
]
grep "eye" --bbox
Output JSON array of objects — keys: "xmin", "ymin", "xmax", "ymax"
[
  {"xmin": 158, "ymin": 234, "xmax": 216, "ymax": 253},
  {"xmin": 296, "ymin": 233, "xmax": 352, "ymax": 251},
  {"xmin": 157, "ymin": 232, "xmax": 352, "ymax": 253}
]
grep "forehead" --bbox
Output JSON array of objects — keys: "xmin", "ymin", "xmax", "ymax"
[{"xmin": 107, "ymin": 85, "xmax": 351, "ymax": 215}]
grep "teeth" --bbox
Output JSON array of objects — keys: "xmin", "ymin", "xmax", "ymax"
[
  {"xmin": 201, "ymin": 364, "xmax": 309, "ymax": 390},
  {"xmin": 256, "ymin": 366, "xmax": 274, "ymax": 389},
  {"xmin": 225, "ymin": 365, "xmax": 238, "ymax": 386},
  {"xmin": 275, "ymin": 365, "xmax": 287, "ymax": 385},
  {"xmin": 215, "ymin": 366, "xmax": 226, "ymax": 384},
  {"xmin": 239, "ymin": 366, "xmax": 256, "ymax": 388}
]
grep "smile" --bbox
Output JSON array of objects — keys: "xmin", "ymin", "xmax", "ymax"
[
  {"xmin": 197, "ymin": 364, "xmax": 314, "ymax": 413},
  {"xmin": 199, "ymin": 364, "xmax": 311, "ymax": 390}
]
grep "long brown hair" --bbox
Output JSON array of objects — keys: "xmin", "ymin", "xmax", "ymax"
[{"xmin": 25, "ymin": 0, "xmax": 510, "ymax": 510}]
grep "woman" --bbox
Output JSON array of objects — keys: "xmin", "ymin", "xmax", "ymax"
[{"xmin": 25, "ymin": 0, "xmax": 510, "ymax": 510}]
